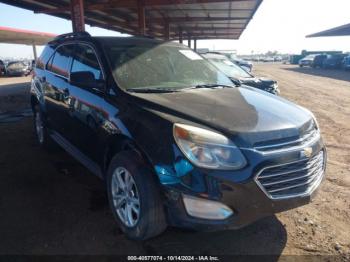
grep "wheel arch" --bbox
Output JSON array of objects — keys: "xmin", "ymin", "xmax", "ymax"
[{"xmin": 103, "ymin": 134, "xmax": 157, "ymax": 181}]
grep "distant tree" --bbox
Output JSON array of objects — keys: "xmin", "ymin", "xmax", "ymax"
[{"xmin": 265, "ymin": 50, "xmax": 279, "ymax": 56}]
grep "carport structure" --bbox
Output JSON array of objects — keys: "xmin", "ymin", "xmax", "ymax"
[
  {"xmin": 0, "ymin": 26, "xmax": 57, "ymax": 60},
  {"xmin": 1, "ymin": 0, "xmax": 262, "ymax": 49},
  {"xmin": 307, "ymin": 23, "xmax": 350, "ymax": 38}
]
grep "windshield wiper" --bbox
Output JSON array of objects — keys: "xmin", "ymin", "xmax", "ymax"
[
  {"xmin": 126, "ymin": 87, "xmax": 180, "ymax": 93},
  {"xmin": 192, "ymin": 84, "xmax": 235, "ymax": 89}
]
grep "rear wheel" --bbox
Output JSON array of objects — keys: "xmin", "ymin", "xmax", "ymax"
[
  {"xmin": 106, "ymin": 151, "xmax": 167, "ymax": 240},
  {"xmin": 33, "ymin": 105, "xmax": 55, "ymax": 150}
]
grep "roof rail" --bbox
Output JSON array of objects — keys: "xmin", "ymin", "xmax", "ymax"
[{"xmin": 51, "ymin": 31, "xmax": 91, "ymax": 43}]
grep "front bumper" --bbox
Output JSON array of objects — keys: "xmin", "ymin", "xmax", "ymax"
[
  {"xmin": 162, "ymin": 137, "xmax": 326, "ymax": 231},
  {"xmin": 165, "ymin": 182, "xmax": 319, "ymax": 231}
]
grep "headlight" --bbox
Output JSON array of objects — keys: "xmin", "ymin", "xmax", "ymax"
[{"xmin": 173, "ymin": 123, "xmax": 247, "ymax": 170}]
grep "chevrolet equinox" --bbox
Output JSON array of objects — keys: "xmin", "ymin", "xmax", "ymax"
[{"xmin": 30, "ymin": 32, "xmax": 327, "ymax": 240}]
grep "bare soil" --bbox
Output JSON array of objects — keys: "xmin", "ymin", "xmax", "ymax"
[
  {"xmin": 254, "ymin": 64, "xmax": 350, "ymax": 257},
  {"xmin": 0, "ymin": 65, "xmax": 349, "ymax": 259}
]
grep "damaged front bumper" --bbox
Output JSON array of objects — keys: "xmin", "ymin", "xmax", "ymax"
[{"xmin": 156, "ymin": 139, "xmax": 326, "ymax": 231}]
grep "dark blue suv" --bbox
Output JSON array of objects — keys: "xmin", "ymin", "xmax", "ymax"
[{"xmin": 31, "ymin": 32, "xmax": 327, "ymax": 240}]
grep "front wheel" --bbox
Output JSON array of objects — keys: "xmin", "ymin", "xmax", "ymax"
[{"xmin": 106, "ymin": 151, "xmax": 167, "ymax": 240}]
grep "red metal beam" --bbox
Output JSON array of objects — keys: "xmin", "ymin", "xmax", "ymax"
[
  {"xmin": 70, "ymin": 0, "xmax": 85, "ymax": 32},
  {"xmin": 35, "ymin": 0, "xmax": 251, "ymax": 13},
  {"xmin": 137, "ymin": 0, "xmax": 146, "ymax": 35},
  {"xmin": 147, "ymin": 16, "xmax": 248, "ymax": 23}
]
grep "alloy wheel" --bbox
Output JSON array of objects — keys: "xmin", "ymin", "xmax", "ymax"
[
  {"xmin": 111, "ymin": 167, "xmax": 141, "ymax": 227},
  {"xmin": 35, "ymin": 111, "xmax": 44, "ymax": 144}
]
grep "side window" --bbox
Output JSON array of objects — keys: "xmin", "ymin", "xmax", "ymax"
[
  {"xmin": 47, "ymin": 44, "xmax": 74, "ymax": 78},
  {"xmin": 71, "ymin": 44, "xmax": 103, "ymax": 81}
]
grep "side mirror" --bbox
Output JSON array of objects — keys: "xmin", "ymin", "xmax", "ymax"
[
  {"xmin": 241, "ymin": 65, "xmax": 251, "ymax": 72},
  {"xmin": 230, "ymin": 77, "xmax": 242, "ymax": 87},
  {"xmin": 70, "ymin": 71, "xmax": 105, "ymax": 91}
]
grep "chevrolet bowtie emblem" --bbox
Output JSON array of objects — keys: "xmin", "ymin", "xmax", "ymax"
[{"xmin": 302, "ymin": 147, "xmax": 313, "ymax": 158}]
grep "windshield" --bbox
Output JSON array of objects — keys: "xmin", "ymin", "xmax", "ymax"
[
  {"xmin": 104, "ymin": 41, "xmax": 232, "ymax": 91},
  {"xmin": 7, "ymin": 62, "xmax": 26, "ymax": 68},
  {"xmin": 205, "ymin": 57, "xmax": 252, "ymax": 79},
  {"xmin": 305, "ymin": 55, "xmax": 317, "ymax": 59}
]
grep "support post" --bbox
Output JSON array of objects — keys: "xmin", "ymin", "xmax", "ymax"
[
  {"xmin": 194, "ymin": 38, "xmax": 197, "ymax": 51},
  {"xmin": 188, "ymin": 35, "xmax": 191, "ymax": 48},
  {"xmin": 179, "ymin": 27, "xmax": 183, "ymax": 44},
  {"xmin": 138, "ymin": 0, "xmax": 146, "ymax": 35},
  {"xmin": 164, "ymin": 22, "xmax": 170, "ymax": 40},
  {"xmin": 70, "ymin": 0, "xmax": 85, "ymax": 32},
  {"xmin": 32, "ymin": 43, "xmax": 37, "ymax": 61}
]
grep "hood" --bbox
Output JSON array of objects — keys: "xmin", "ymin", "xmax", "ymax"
[
  {"xmin": 300, "ymin": 58, "xmax": 313, "ymax": 62},
  {"xmin": 130, "ymin": 87, "xmax": 313, "ymax": 147}
]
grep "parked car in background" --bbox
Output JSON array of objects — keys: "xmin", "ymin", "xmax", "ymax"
[
  {"xmin": 203, "ymin": 53, "xmax": 280, "ymax": 95},
  {"xmin": 260, "ymin": 57, "xmax": 275, "ymax": 63},
  {"xmin": 0, "ymin": 59, "xmax": 6, "ymax": 76},
  {"xmin": 31, "ymin": 32, "xmax": 326, "ymax": 240},
  {"xmin": 6, "ymin": 61, "xmax": 30, "ymax": 76},
  {"xmin": 230, "ymin": 56, "xmax": 253, "ymax": 72},
  {"xmin": 311, "ymin": 54, "xmax": 327, "ymax": 68},
  {"xmin": 322, "ymin": 54, "xmax": 347, "ymax": 69},
  {"xmin": 299, "ymin": 54, "xmax": 318, "ymax": 67},
  {"xmin": 342, "ymin": 55, "xmax": 350, "ymax": 70}
]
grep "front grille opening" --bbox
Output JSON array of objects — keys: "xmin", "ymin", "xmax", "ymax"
[{"xmin": 256, "ymin": 150, "xmax": 325, "ymax": 199}]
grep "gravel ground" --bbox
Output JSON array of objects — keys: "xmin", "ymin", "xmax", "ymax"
[
  {"xmin": 254, "ymin": 64, "xmax": 350, "ymax": 258},
  {"xmin": 0, "ymin": 65, "xmax": 349, "ymax": 260}
]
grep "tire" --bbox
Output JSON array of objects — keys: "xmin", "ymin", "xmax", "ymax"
[
  {"xmin": 106, "ymin": 151, "xmax": 167, "ymax": 240},
  {"xmin": 33, "ymin": 105, "xmax": 55, "ymax": 150}
]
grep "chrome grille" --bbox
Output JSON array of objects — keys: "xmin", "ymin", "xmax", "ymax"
[{"xmin": 255, "ymin": 150, "xmax": 325, "ymax": 199}]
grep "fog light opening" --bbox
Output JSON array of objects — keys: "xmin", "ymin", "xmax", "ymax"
[{"xmin": 182, "ymin": 194, "xmax": 233, "ymax": 220}]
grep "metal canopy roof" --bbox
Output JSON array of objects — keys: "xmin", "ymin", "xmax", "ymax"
[
  {"xmin": 307, "ymin": 23, "xmax": 350, "ymax": 38},
  {"xmin": 0, "ymin": 26, "xmax": 57, "ymax": 45},
  {"xmin": 1, "ymin": 0, "xmax": 263, "ymax": 40}
]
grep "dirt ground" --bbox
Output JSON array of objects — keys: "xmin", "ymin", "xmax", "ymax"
[{"xmin": 0, "ymin": 65, "xmax": 349, "ymax": 259}]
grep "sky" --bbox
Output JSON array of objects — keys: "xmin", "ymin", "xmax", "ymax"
[{"xmin": 0, "ymin": 0, "xmax": 349, "ymax": 59}]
